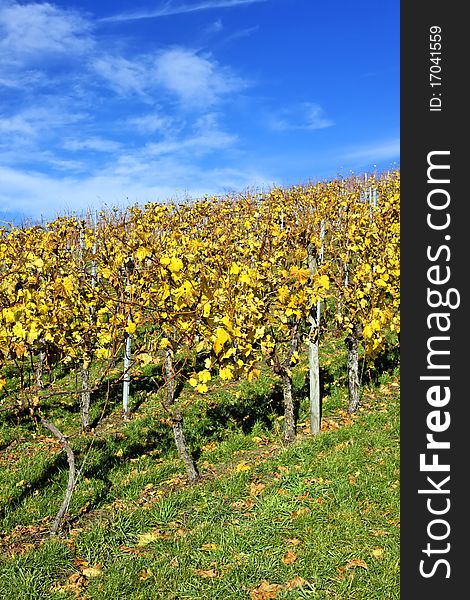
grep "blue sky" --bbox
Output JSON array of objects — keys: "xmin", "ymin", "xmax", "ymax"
[{"xmin": 0, "ymin": 0, "xmax": 399, "ymax": 223}]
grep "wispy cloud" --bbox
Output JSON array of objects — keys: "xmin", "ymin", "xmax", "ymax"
[
  {"xmin": 0, "ymin": 159, "xmax": 275, "ymax": 221},
  {"xmin": 127, "ymin": 112, "xmax": 176, "ymax": 135},
  {"xmin": 92, "ymin": 55, "xmax": 151, "ymax": 98},
  {"xmin": 144, "ymin": 112, "xmax": 238, "ymax": 157},
  {"xmin": 100, "ymin": 0, "xmax": 267, "ymax": 23},
  {"xmin": 63, "ymin": 137, "xmax": 122, "ymax": 153},
  {"xmin": 0, "ymin": 1, "xmax": 93, "ymax": 64},
  {"xmin": 0, "ymin": 105, "xmax": 88, "ymax": 148},
  {"xmin": 225, "ymin": 25, "xmax": 259, "ymax": 41},
  {"xmin": 342, "ymin": 139, "xmax": 400, "ymax": 163},
  {"xmin": 154, "ymin": 48, "xmax": 246, "ymax": 107},
  {"xmin": 204, "ymin": 18, "xmax": 224, "ymax": 34},
  {"xmin": 269, "ymin": 102, "xmax": 334, "ymax": 132},
  {"xmin": 91, "ymin": 48, "xmax": 246, "ymax": 107}
]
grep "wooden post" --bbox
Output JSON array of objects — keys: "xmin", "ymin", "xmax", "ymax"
[
  {"xmin": 122, "ymin": 257, "xmax": 135, "ymax": 417},
  {"xmin": 79, "ymin": 222, "xmax": 91, "ymax": 430},
  {"xmin": 308, "ymin": 220, "xmax": 325, "ymax": 435},
  {"xmin": 122, "ymin": 316, "xmax": 132, "ymax": 416}
]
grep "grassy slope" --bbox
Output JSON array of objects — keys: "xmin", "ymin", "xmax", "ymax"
[{"xmin": 0, "ymin": 338, "xmax": 399, "ymax": 599}]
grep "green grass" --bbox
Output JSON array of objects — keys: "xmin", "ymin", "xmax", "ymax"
[{"xmin": 0, "ymin": 338, "xmax": 399, "ymax": 599}]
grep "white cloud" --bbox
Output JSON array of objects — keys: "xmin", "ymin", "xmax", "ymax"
[
  {"xmin": 91, "ymin": 48, "xmax": 245, "ymax": 107},
  {"xmin": 0, "ymin": 114, "xmax": 36, "ymax": 136},
  {"xmin": 0, "ymin": 1, "xmax": 93, "ymax": 63},
  {"xmin": 0, "ymin": 105, "xmax": 88, "ymax": 151},
  {"xmin": 342, "ymin": 139, "xmax": 400, "ymax": 163},
  {"xmin": 270, "ymin": 102, "xmax": 334, "ymax": 132},
  {"xmin": 0, "ymin": 160, "xmax": 275, "ymax": 220},
  {"xmin": 144, "ymin": 112, "xmax": 237, "ymax": 156},
  {"xmin": 92, "ymin": 55, "xmax": 150, "ymax": 97},
  {"xmin": 63, "ymin": 137, "xmax": 122, "ymax": 153},
  {"xmin": 100, "ymin": 0, "xmax": 267, "ymax": 23},
  {"xmin": 225, "ymin": 25, "xmax": 259, "ymax": 41},
  {"xmin": 127, "ymin": 112, "xmax": 176, "ymax": 135},
  {"xmin": 205, "ymin": 18, "xmax": 224, "ymax": 34},
  {"xmin": 154, "ymin": 48, "xmax": 246, "ymax": 107}
]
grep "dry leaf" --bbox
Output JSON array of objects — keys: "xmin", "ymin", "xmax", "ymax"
[
  {"xmin": 60, "ymin": 572, "xmax": 88, "ymax": 598},
  {"xmin": 286, "ymin": 576, "xmax": 306, "ymax": 589},
  {"xmin": 202, "ymin": 441, "xmax": 218, "ymax": 452},
  {"xmin": 236, "ymin": 461, "xmax": 251, "ymax": 472},
  {"xmin": 250, "ymin": 580, "xmax": 283, "ymax": 599},
  {"xmin": 253, "ymin": 436, "xmax": 270, "ymax": 445},
  {"xmin": 286, "ymin": 538, "xmax": 301, "ymax": 546},
  {"xmin": 372, "ymin": 547, "xmax": 384, "ymax": 559},
  {"xmin": 82, "ymin": 564, "xmax": 103, "ymax": 578},
  {"xmin": 193, "ymin": 568, "xmax": 218, "ymax": 578},
  {"xmin": 73, "ymin": 558, "xmax": 89, "ymax": 568},
  {"xmin": 291, "ymin": 507, "xmax": 311, "ymax": 518},
  {"xmin": 201, "ymin": 543, "xmax": 218, "ymax": 551},
  {"xmin": 231, "ymin": 499, "xmax": 254, "ymax": 510},
  {"xmin": 137, "ymin": 529, "xmax": 166, "ymax": 546},
  {"xmin": 282, "ymin": 550, "xmax": 298, "ymax": 565},
  {"xmin": 138, "ymin": 568, "xmax": 153, "ymax": 581},
  {"xmin": 345, "ymin": 558, "xmax": 368, "ymax": 570},
  {"xmin": 250, "ymin": 482, "xmax": 266, "ymax": 496},
  {"xmin": 68, "ymin": 572, "xmax": 86, "ymax": 585}
]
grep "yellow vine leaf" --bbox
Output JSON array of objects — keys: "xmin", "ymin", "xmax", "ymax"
[
  {"xmin": 168, "ymin": 257, "xmax": 183, "ymax": 273},
  {"xmin": 213, "ymin": 327, "xmax": 231, "ymax": 355},
  {"xmin": 125, "ymin": 321, "xmax": 136, "ymax": 334},
  {"xmin": 219, "ymin": 366, "xmax": 234, "ymax": 380}
]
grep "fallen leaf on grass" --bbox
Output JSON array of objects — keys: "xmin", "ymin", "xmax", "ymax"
[
  {"xmin": 52, "ymin": 571, "xmax": 88, "ymax": 598},
  {"xmin": 202, "ymin": 441, "xmax": 218, "ymax": 452},
  {"xmin": 321, "ymin": 419, "xmax": 340, "ymax": 431},
  {"xmin": 119, "ymin": 544, "xmax": 147, "ymax": 556},
  {"xmin": 236, "ymin": 461, "xmax": 251, "ymax": 473},
  {"xmin": 73, "ymin": 558, "xmax": 89, "ymax": 568},
  {"xmin": 286, "ymin": 576, "xmax": 306, "ymax": 589},
  {"xmin": 286, "ymin": 537, "xmax": 301, "ymax": 546},
  {"xmin": 282, "ymin": 550, "xmax": 298, "ymax": 565},
  {"xmin": 250, "ymin": 580, "xmax": 283, "ymax": 599},
  {"xmin": 231, "ymin": 499, "xmax": 254, "ymax": 510},
  {"xmin": 193, "ymin": 568, "xmax": 219, "ymax": 578},
  {"xmin": 345, "ymin": 558, "xmax": 369, "ymax": 570},
  {"xmin": 137, "ymin": 529, "xmax": 168, "ymax": 546},
  {"xmin": 250, "ymin": 482, "xmax": 266, "ymax": 497},
  {"xmin": 138, "ymin": 568, "xmax": 153, "ymax": 581},
  {"xmin": 372, "ymin": 547, "xmax": 384, "ymax": 559},
  {"xmin": 290, "ymin": 507, "xmax": 311, "ymax": 518},
  {"xmin": 82, "ymin": 564, "xmax": 103, "ymax": 578},
  {"xmin": 201, "ymin": 543, "xmax": 218, "ymax": 551},
  {"xmin": 253, "ymin": 436, "xmax": 270, "ymax": 446}
]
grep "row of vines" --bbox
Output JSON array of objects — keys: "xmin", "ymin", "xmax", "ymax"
[{"xmin": 0, "ymin": 170, "xmax": 400, "ymax": 533}]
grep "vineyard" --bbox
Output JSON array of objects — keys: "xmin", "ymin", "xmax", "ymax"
[{"xmin": 0, "ymin": 171, "xmax": 400, "ymax": 598}]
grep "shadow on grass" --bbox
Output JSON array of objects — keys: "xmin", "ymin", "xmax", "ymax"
[{"xmin": 0, "ymin": 451, "xmax": 68, "ymax": 521}]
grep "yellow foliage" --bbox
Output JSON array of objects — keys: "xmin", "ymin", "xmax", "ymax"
[{"xmin": 213, "ymin": 327, "xmax": 231, "ymax": 355}]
